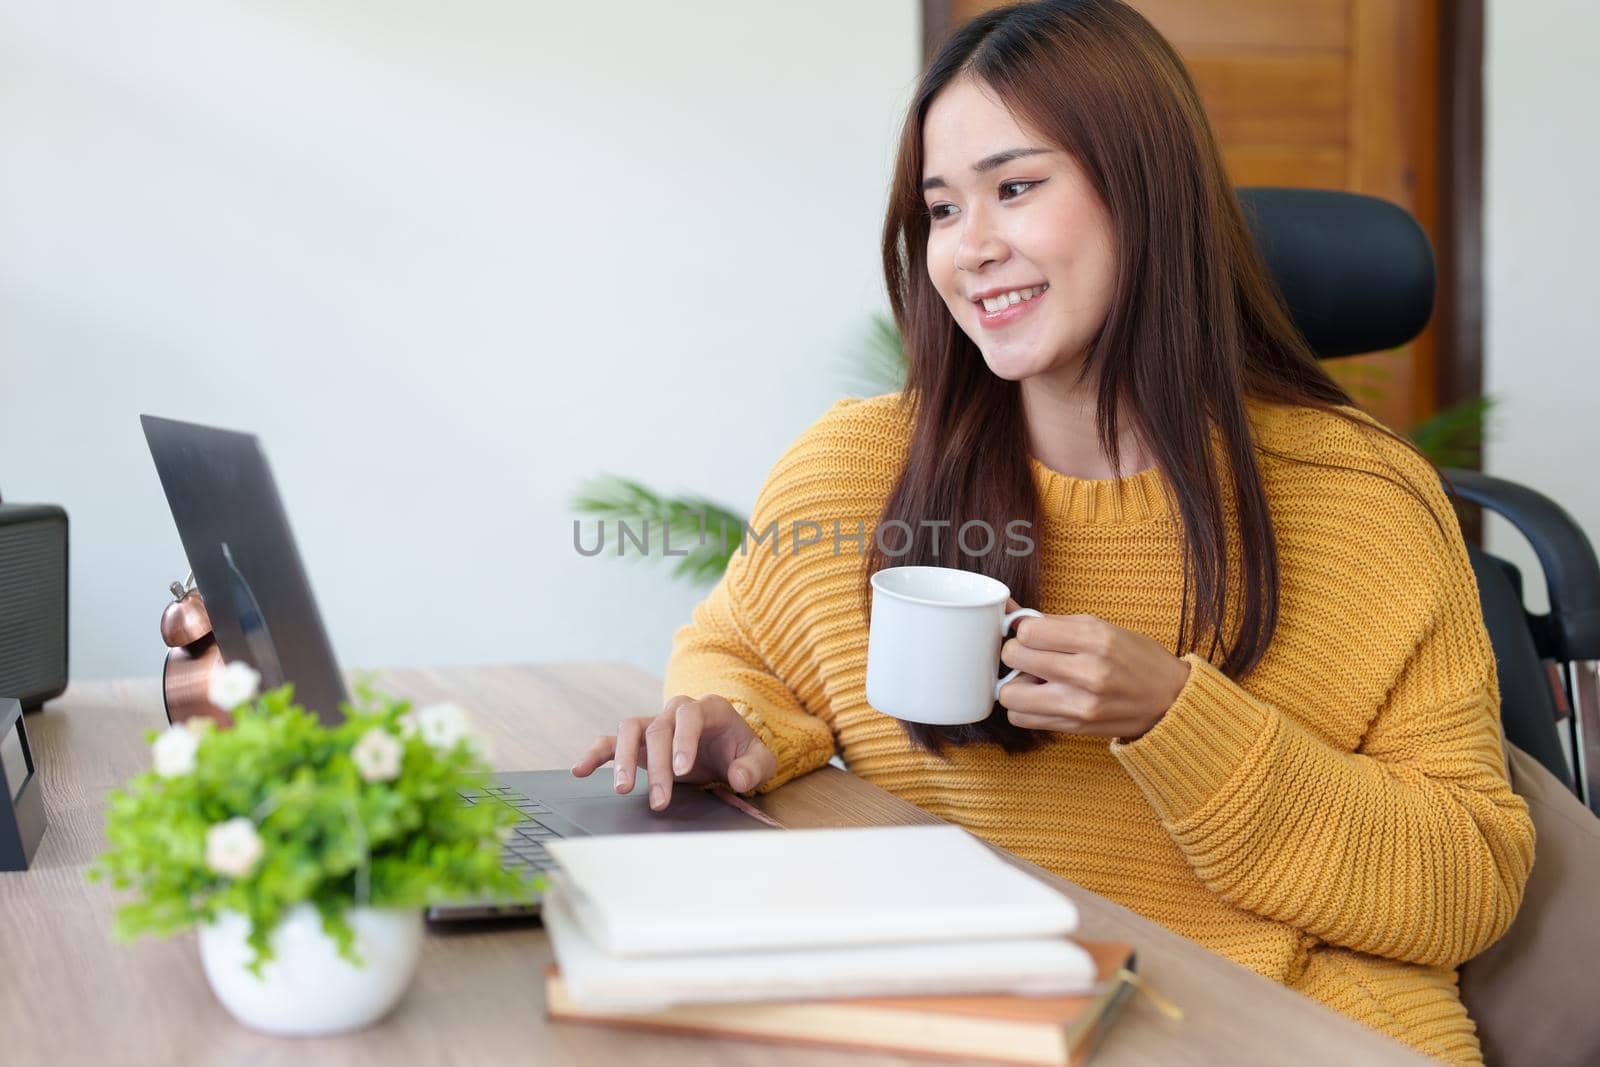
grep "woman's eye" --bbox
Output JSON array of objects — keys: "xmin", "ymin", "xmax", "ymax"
[{"xmin": 926, "ymin": 180, "xmax": 1042, "ymax": 220}]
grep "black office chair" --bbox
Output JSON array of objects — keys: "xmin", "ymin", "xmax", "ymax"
[{"xmin": 1238, "ymin": 187, "xmax": 1600, "ymax": 816}]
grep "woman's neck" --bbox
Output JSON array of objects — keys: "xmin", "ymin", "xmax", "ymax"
[{"xmin": 1019, "ymin": 372, "xmax": 1152, "ymax": 480}]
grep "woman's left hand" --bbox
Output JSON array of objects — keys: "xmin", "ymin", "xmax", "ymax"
[{"xmin": 998, "ymin": 598, "xmax": 1191, "ymax": 740}]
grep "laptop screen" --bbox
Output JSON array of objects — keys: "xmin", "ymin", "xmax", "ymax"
[{"xmin": 141, "ymin": 414, "xmax": 350, "ymax": 723}]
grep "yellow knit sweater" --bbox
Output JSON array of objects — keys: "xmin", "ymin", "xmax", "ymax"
[{"xmin": 662, "ymin": 392, "xmax": 1535, "ymax": 1065}]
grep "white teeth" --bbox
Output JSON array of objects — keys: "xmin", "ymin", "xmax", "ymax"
[{"xmin": 980, "ymin": 285, "xmax": 1046, "ymax": 314}]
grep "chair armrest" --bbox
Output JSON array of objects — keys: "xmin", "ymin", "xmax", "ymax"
[{"xmin": 1445, "ymin": 468, "xmax": 1600, "ymax": 662}]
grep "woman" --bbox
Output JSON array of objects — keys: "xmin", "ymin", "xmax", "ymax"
[{"xmin": 571, "ymin": 2, "xmax": 1534, "ymax": 1062}]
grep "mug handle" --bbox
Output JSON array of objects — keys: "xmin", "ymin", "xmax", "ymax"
[{"xmin": 995, "ymin": 607, "xmax": 1044, "ymax": 699}]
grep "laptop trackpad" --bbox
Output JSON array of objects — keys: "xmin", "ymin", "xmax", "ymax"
[{"xmin": 559, "ymin": 790, "xmax": 772, "ymax": 835}]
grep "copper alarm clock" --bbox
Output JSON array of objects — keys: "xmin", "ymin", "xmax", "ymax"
[{"xmin": 160, "ymin": 574, "xmax": 231, "ymax": 727}]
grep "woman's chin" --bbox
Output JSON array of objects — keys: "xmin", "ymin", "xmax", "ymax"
[{"xmin": 979, "ymin": 349, "xmax": 1048, "ymax": 382}]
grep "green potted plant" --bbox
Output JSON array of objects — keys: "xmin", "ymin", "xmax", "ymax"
[{"xmin": 89, "ymin": 661, "xmax": 532, "ymax": 1035}]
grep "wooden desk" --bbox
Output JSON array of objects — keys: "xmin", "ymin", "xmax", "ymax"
[{"xmin": 1, "ymin": 664, "xmax": 1428, "ymax": 1066}]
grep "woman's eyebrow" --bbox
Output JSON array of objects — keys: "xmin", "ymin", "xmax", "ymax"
[{"xmin": 921, "ymin": 147, "xmax": 1054, "ymax": 192}]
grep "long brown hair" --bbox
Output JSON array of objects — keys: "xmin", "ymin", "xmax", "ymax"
[{"xmin": 869, "ymin": 0, "xmax": 1377, "ymax": 753}]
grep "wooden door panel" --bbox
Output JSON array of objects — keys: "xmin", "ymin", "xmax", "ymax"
[
  {"xmin": 953, "ymin": 0, "xmax": 1350, "ymax": 50},
  {"xmin": 1123, "ymin": 0, "xmax": 1349, "ymax": 50},
  {"xmin": 1222, "ymin": 146, "xmax": 1346, "ymax": 188},
  {"xmin": 1188, "ymin": 53, "xmax": 1347, "ymax": 146}
]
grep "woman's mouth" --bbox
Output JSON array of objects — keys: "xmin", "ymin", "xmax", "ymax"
[{"xmin": 973, "ymin": 283, "xmax": 1048, "ymax": 329}]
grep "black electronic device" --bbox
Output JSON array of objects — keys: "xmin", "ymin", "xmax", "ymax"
[
  {"xmin": 140, "ymin": 417, "xmax": 347, "ymax": 723},
  {"xmin": 0, "ymin": 697, "xmax": 46, "ymax": 870},
  {"xmin": 0, "ymin": 498, "xmax": 70, "ymax": 711}
]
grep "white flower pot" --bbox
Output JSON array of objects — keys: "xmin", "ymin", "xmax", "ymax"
[{"xmin": 198, "ymin": 904, "xmax": 423, "ymax": 1035}]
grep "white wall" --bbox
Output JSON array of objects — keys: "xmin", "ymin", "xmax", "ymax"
[
  {"xmin": 24, "ymin": 0, "xmax": 1581, "ymax": 687},
  {"xmin": 0, "ymin": 1, "xmax": 920, "ymax": 681},
  {"xmin": 1484, "ymin": 0, "xmax": 1600, "ymax": 605}
]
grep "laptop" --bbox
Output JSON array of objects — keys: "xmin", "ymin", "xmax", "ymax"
[{"xmin": 140, "ymin": 414, "xmax": 774, "ymax": 922}]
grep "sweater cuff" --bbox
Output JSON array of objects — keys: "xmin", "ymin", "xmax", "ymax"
[
  {"xmin": 729, "ymin": 699, "xmax": 835, "ymax": 794},
  {"xmin": 1109, "ymin": 654, "xmax": 1276, "ymax": 823}
]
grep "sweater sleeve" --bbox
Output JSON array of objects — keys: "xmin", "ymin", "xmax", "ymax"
[
  {"xmin": 659, "ymin": 399, "xmax": 876, "ymax": 793},
  {"xmin": 661, "ymin": 560, "xmax": 837, "ymax": 792},
  {"xmin": 1109, "ymin": 496, "xmax": 1536, "ymax": 969}
]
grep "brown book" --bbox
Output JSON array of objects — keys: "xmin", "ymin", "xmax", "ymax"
[{"xmin": 544, "ymin": 940, "xmax": 1137, "ymax": 1067}]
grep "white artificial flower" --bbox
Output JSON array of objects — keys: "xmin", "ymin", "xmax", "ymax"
[
  {"xmin": 412, "ymin": 702, "xmax": 471, "ymax": 751},
  {"xmin": 152, "ymin": 724, "xmax": 200, "ymax": 778},
  {"xmin": 208, "ymin": 660, "xmax": 261, "ymax": 710},
  {"xmin": 205, "ymin": 817, "xmax": 264, "ymax": 878},
  {"xmin": 351, "ymin": 728, "xmax": 404, "ymax": 783}
]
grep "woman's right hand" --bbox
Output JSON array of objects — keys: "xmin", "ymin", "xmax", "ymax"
[{"xmin": 571, "ymin": 694, "xmax": 777, "ymax": 811}]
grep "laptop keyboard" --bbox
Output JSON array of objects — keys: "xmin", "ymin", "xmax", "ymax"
[{"xmin": 459, "ymin": 784, "xmax": 561, "ymax": 875}]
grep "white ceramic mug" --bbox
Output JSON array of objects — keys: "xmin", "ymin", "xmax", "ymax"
[{"xmin": 865, "ymin": 565, "xmax": 1044, "ymax": 726}]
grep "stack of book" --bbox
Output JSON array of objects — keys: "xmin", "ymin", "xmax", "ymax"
[{"xmin": 540, "ymin": 825, "xmax": 1137, "ymax": 1066}]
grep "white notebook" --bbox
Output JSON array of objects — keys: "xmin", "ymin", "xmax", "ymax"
[
  {"xmin": 542, "ymin": 824, "xmax": 1080, "ymax": 958},
  {"xmin": 541, "ymin": 881, "xmax": 1098, "ymax": 1013}
]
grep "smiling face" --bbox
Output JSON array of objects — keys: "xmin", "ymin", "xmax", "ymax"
[{"xmin": 921, "ymin": 75, "xmax": 1119, "ymax": 388}]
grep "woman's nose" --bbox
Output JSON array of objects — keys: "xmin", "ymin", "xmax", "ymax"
[{"xmin": 953, "ymin": 207, "xmax": 1008, "ymax": 273}]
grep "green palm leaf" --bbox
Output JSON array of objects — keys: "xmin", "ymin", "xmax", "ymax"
[
  {"xmin": 836, "ymin": 312, "xmax": 908, "ymax": 397},
  {"xmin": 1408, "ymin": 395, "xmax": 1495, "ymax": 468},
  {"xmin": 570, "ymin": 474, "xmax": 747, "ymax": 585}
]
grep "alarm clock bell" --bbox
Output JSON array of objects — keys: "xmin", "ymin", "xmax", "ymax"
[{"xmin": 161, "ymin": 574, "xmax": 230, "ymax": 728}]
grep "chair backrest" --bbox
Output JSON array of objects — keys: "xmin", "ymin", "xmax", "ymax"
[{"xmin": 1236, "ymin": 187, "xmax": 1434, "ymax": 356}]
